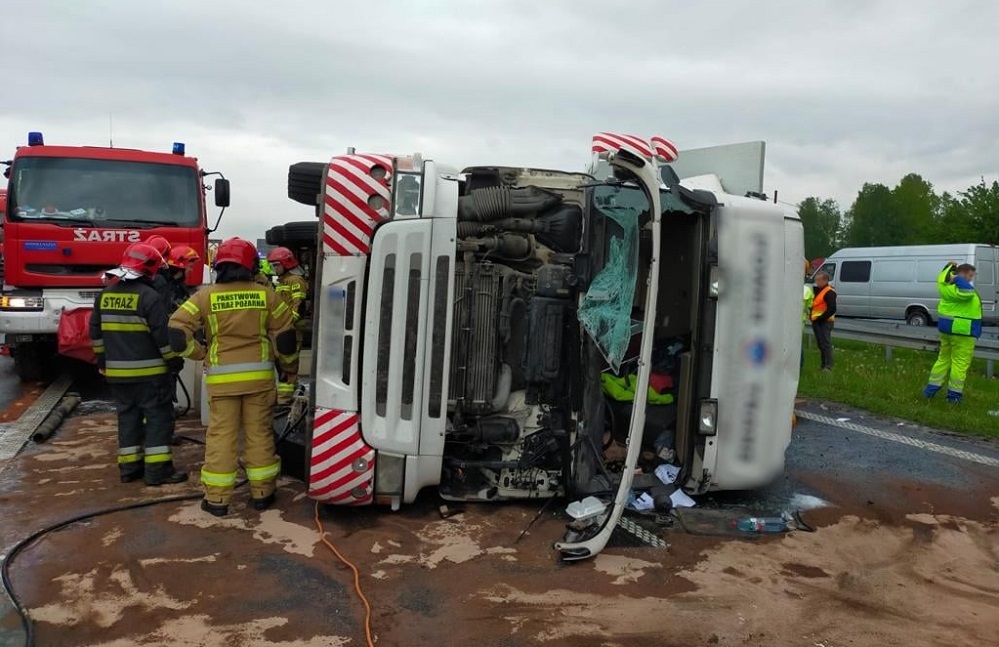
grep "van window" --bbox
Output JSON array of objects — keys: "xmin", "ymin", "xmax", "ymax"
[
  {"xmin": 840, "ymin": 260, "xmax": 871, "ymax": 283},
  {"xmin": 873, "ymin": 260, "xmax": 912, "ymax": 282},
  {"xmin": 810, "ymin": 262, "xmax": 836, "ymax": 283},
  {"xmin": 917, "ymin": 261, "xmax": 942, "ymax": 282}
]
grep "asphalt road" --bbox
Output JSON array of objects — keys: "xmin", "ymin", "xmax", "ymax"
[{"xmin": 0, "ymin": 390, "xmax": 996, "ymax": 646}]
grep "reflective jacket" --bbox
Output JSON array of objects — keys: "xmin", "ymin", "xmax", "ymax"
[
  {"xmin": 810, "ymin": 285, "xmax": 836, "ymax": 322},
  {"xmin": 802, "ymin": 284, "xmax": 814, "ymax": 324},
  {"xmin": 937, "ymin": 265, "xmax": 982, "ymax": 338},
  {"xmin": 89, "ymin": 279, "xmax": 175, "ymax": 382},
  {"xmin": 276, "ymin": 270, "xmax": 308, "ymax": 322},
  {"xmin": 169, "ymin": 280, "xmax": 295, "ymax": 396}
]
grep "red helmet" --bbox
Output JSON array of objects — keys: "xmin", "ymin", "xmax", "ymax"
[
  {"xmin": 215, "ymin": 237, "xmax": 258, "ymax": 270},
  {"xmin": 145, "ymin": 236, "xmax": 172, "ymax": 268},
  {"xmin": 120, "ymin": 243, "xmax": 164, "ymax": 278},
  {"xmin": 266, "ymin": 246, "xmax": 298, "ymax": 270},
  {"xmin": 167, "ymin": 245, "xmax": 201, "ymax": 270}
]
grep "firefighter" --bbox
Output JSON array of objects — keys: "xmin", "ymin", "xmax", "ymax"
[
  {"xmin": 255, "ymin": 256, "xmax": 276, "ymax": 290},
  {"xmin": 166, "ymin": 245, "xmax": 201, "ymax": 310},
  {"xmin": 89, "ymin": 243, "xmax": 188, "ymax": 485},
  {"xmin": 145, "ymin": 235, "xmax": 175, "ymax": 313},
  {"xmin": 168, "ymin": 237, "xmax": 297, "ymax": 516},
  {"xmin": 924, "ymin": 263, "xmax": 982, "ymax": 404},
  {"xmin": 266, "ymin": 246, "xmax": 309, "ymax": 405}
]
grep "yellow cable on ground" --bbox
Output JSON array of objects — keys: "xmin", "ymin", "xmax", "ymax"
[{"xmin": 314, "ymin": 500, "xmax": 375, "ymax": 647}]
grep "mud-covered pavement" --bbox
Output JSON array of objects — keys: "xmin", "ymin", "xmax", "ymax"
[{"xmin": 1, "ymin": 397, "xmax": 997, "ymax": 647}]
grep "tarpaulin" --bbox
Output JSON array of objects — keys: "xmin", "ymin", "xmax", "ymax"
[{"xmin": 58, "ymin": 308, "xmax": 96, "ymax": 364}]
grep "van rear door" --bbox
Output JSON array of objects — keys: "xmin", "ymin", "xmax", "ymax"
[{"xmin": 974, "ymin": 247, "xmax": 997, "ymax": 322}]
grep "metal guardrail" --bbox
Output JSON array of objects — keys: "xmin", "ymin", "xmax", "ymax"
[{"xmin": 807, "ymin": 320, "xmax": 998, "ymax": 379}]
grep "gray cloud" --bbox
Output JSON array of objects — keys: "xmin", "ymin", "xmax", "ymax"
[{"xmin": 3, "ymin": 0, "xmax": 997, "ymax": 239}]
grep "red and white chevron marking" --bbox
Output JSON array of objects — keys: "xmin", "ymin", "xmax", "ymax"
[
  {"xmin": 591, "ymin": 132, "xmax": 653, "ymax": 160},
  {"xmin": 322, "ymin": 154, "xmax": 394, "ymax": 257},
  {"xmin": 307, "ymin": 407, "xmax": 375, "ymax": 504},
  {"xmin": 650, "ymin": 136, "xmax": 679, "ymax": 162}
]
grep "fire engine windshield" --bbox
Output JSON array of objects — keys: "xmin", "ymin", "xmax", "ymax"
[{"xmin": 6, "ymin": 157, "xmax": 201, "ymax": 227}]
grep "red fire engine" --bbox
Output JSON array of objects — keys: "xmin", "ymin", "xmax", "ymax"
[{"xmin": 1, "ymin": 132, "xmax": 229, "ymax": 381}]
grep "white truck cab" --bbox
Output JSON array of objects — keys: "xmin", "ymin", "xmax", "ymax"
[{"xmin": 292, "ymin": 135, "xmax": 802, "ymax": 560}]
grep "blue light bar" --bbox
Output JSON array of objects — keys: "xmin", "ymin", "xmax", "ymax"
[
  {"xmin": 28, "ymin": 132, "xmax": 44, "ymax": 146},
  {"xmin": 172, "ymin": 142, "xmax": 185, "ymax": 155}
]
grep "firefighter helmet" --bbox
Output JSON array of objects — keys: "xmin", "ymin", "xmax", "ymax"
[
  {"xmin": 266, "ymin": 246, "xmax": 298, "ymax": 270},
  {"xmin": 214, "ymin": 237, "xmax": 258, "ymax": 270},
  {"xmin": 145, "ymin": 236, "xmax": 172, "ymax": 266},
  {"xmin": 120, "ymin": 243, "xmax": 164, "ymax": 279},
  {"xmin": 167, "ymin": 245, "xmax": 201, "ymax": 269}
]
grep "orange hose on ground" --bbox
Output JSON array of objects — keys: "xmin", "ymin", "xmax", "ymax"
[{"xmin": 314, "ymin": 500, "xmax": 375, "ymax": 647}]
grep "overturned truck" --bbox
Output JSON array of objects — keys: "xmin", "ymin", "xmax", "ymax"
[{"xmin": 278, "ymin": 135, "xmax": 804, "ymax": 560}]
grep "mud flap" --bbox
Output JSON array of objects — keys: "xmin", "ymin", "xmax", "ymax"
[
  {"xmin": 555, "ymin": 151, "xmax": 663, "ymax": 561},
  {"xmin": 57, "ymin": 308, "xmax": 96, "ymax": 364}
]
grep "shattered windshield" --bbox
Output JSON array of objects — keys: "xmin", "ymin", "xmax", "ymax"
[
  {"xmin": 7, "ymin": 157, "xmax": 201, "ymax": 226},
  {"xmin": 577, "ymin": 184, "xmax": 646, "ymax": 371}
]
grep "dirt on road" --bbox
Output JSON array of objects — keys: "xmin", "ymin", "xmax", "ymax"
[{"xmin": 1, "ymin": 412, "xmax": 997, "ymax": 647}]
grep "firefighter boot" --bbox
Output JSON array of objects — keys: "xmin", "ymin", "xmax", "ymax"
[
  {"xmin": 201, "ymin": 499, "xmax": 229, "ymax": 517},
  {"xmin": 145, "ymin": 463, "xmax": 189, "ymax": 486},
  {"xmin": 252, "ymin": 492, "xmax": 276, "ymax": 511}
]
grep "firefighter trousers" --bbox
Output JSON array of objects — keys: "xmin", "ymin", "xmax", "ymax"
[
  {"xmin": 202, "ymin": 388, "xmax": 281, "ymax": 505},
  {"xmin": 110, "ymin": 375, "xmax": 176, "ymax": 481},
  {"xmin": 276, "ymin": 330, "xmax": 303, "ymax": 405},
  {"xmin": 927, "ymin": 334, "xmax": 976, "ymax": 398}
]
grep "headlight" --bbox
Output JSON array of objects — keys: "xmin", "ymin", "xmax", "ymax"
[
  {"xmin": 698, "ymin": 399, "xmax": 718, "ymax": 436},
  {"xmin": 709, "ymin": 265, "xmax": 720, "ymax": 298},
  {"xmin": 374, "ymin": 452, "xmax": 405, "ymax": 497},
  {"xmin": 0, "ymin": 296, "xmax": 44, "ymax": 311}
]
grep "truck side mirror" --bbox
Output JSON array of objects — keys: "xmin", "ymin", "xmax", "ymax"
[{"xmin": 214, "ymin": 178, "xmax": 231, "ymax": 208}]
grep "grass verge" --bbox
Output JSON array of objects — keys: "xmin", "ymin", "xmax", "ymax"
[{"xmin": 798, "ymin": 337, "xmax": 999, "ymax": 438}]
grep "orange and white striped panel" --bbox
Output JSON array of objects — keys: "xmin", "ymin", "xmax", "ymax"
[
  {"xmin": 650, "ymin": 136, "xmax": 679, "ymax": 163},
  {"xmin": 591, "ymin": 132, "xmax": 654, "ymax": 161}
]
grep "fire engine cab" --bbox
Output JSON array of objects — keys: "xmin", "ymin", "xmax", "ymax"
[
  {"xmin": 280, "ymin": 134, "xmax": 803, "ymax": 561},
  {"xmin": 1, "ymin": 132, "xmax": 229, "ymax": 381}
]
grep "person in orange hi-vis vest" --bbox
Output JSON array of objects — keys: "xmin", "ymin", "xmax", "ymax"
[{"xmin": 810, "ymin": 271, "xmax": 837, "ymax": 371}]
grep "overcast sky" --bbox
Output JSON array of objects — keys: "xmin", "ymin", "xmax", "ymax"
[{"xmin": 3, "ymin": 0, "xmax": 997, "ymax": 240}]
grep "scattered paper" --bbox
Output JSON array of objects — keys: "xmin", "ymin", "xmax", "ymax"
[
  {"xmin": 669, "ymin": 489, "xmax": 696, "ymax": 508},
  {"xmin": 655, "ymin": 464, "xmax": 681, "ymax": 485},
  {"xmin": 835, "ymin": 417, "xmax": 851, "ymax": 423},
  {"xmin": 633, "ymin": 492, "xmax": 655, "ymax": 511}
]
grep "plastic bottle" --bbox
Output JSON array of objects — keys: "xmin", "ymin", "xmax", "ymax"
[{"xmin": 736, "ymin": 515, "xmax": 790, "ymax": 533}]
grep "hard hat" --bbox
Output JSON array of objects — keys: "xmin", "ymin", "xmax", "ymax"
[
  {"xmin": 167, "ymin": 245, "xmax": 201, "ymax": 269},
  {"xmin": 266, "ymin": 246, "xmax": 298, "ymax": 270},
  {"xmin": 119, "ymin": 243, "xmax": 164, "ymax": 279},
  {"xmin": 145, "ymin": 236, "xmax": 172, "ymax": 268},
  {"xmin": 214, "ymin": 237, "xmax": 258, "ymax": 271}
]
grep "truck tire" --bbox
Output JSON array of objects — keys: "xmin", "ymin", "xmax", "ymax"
[
  {"xmin": 288, "ymin": 162, "xmax": 326, "ymax": 206},
  {"xmin": 281, "ymin": 221, "xmax": 319, "ymax": 246},
  {"xmin": 265, "ymin": 226, "xmax": 286, "ymax": 246},
  {"xmin": 14, "ymin": 341, "xmax": 46, "ymax": 383}
]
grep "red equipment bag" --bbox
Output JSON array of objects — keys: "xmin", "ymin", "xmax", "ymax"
[{"xmin": 58, "ymin": 308, "xmax": 97, "ymax": 364}]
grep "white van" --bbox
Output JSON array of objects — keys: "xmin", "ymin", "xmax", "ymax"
[
  {"xmin": 289, "ymin": 136, "xmax": 802, "ymax": 560},
  {"xmin": 816, "ymin": 244, "xmax": 997, "ymax": 325}
]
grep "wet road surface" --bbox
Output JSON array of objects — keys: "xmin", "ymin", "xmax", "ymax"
[{"xmin": 0, "ymin": 396, "xmax": 996, "ymax": 646}]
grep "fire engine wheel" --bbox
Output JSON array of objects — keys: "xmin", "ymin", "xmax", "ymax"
[
  {"xmin": 14, "ymin": 341, "xmax": 48, "ymax": 383},
  {"xmin": 287, "ymin": 162, "xmax": 327, "ymax": 206}
]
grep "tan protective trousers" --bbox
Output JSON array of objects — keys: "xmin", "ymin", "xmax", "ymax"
[{"xmin": 202, "ymin": 388, "xmax": 281, "ymax": 505}]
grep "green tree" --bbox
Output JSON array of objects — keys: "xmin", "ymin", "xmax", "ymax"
[
  {"xmin": 891, "ymin": 173, "xmax": 939, "ymax": 243},
  {"xmin": 844, "ymin": 183, "xmax": 900, "ymax": 246},
  {"xmin": 937, "ymin": 180, "xmax": 999, "ymax": 244},
  {"xmin": 798, "ymin": 197, "xmax": 842, "ymax": 258}
]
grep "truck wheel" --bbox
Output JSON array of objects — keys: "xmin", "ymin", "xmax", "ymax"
[
  {"xmin": 14, "ymin": 342, "xmax": 45, "ymax": 382},
  {"xmin": 906, "ymin": 309, "xmax": 931, "ymax": 326},
  {"xmin": 265, "ymin": 225, "xmax": 286, "ymax": 246},
  {"xmin": 281, "ymin": 221, "xmax": 319, "ymax": 246},
  {"xmin": 288, "ymin": 162, "xmax": 327, "ymax": 206}
]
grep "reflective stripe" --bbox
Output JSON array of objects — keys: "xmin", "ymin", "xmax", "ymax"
[
  {"xmin": 245, "ymin": 460, "xmax": 281, "ymax": 482},
  {"xmin": 291, "ymin": 311, "xmax": 301, "ymax": 321},
  {"xmin": 102, "ymin": 314, "xmax": 148, "ymax": 325},
  {"xmin": 162, "ymin": 348, "xmax": 179, "ymax": 360},
  {"xmin": 259, "ymin": 311, "xmax": 270, "ymax": 362},
  {"xmin": 277, "ymin": 382, "xmax": 296, "ymax": 393},
  {"xmin": 208, "ymin": 314, "xmax": 220, "ymax": 365},
  {"xmin": 181, "ymin": 338, "xmax": 197, "ymax": 358},
  {"xmin": 101, "ymin": 322, "xmax": 150, "ymax": 332},
  {"xmin": 106, "ymin": 358, "xmax": 167, "ymax": 369},
  {"xmin": 273, "ymin": 301, "xmax": 289, "ymax": 318},
  {"xmin": 291, "ymin": 291, "xmax": 306, "ymax": 299},
  {"xmin": 145, "ymin": 445, "xmax": 172, "ymax": 464},
  {"xmin": 119, "ymin": 445, "xmax": 142, "ymax": 456},
  {"xmin": 92, "ymin": 339, "xmax": 105, "ymax": 349},
  {"xmin": 201, "ymin": 469, "xmax": 237, "ymax": 487},
  {"xmin": 106, "ymin": 365, "xmax": 168, "ymax": 378},
  {"xmin": 206, "ymin": 361, "xmax": 275, "ymax": 375},
  {"xmin": 205, "ymin": 370, "xmax": 275, "ymax": 385},
  {"xmin": 180, "ymin": 301, "xmax": 199, "ymax": 316},
  {"xmin": 117, "ymin": 453, "xmax": 144, "ymax": 464}
]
